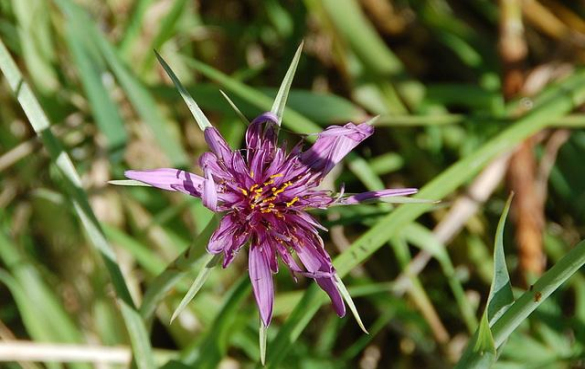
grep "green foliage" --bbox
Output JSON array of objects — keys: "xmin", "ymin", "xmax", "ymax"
[{"xmin": 2, "ymin": 1, "xmax": 585, "ymax": 368}]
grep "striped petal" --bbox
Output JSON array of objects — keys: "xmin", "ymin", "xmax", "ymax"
[
  {"xmin": 301, "ymin": 122, "xmax": 374, "ymax": 178},
  {"xmin": 249, "ymin": 245, "xmax": 274, "ymax": 326},
  {"xmin": 124, "ymin": 168, "xmax": 203, "ymax": 196}
]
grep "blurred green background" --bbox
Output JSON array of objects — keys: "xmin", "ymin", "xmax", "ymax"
[{"xmin": 2, "ymin": 0, "xmax": 585, "ymax": 368}]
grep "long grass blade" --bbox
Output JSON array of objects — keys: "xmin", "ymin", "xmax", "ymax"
[{"xmin": 0, "ymin": 37, "xmax": 156, "ymax": 369}]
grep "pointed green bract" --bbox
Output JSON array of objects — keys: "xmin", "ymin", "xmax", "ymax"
[
  {"xmin": 220, "ymin": 90, "xmax": 250, "ymax": 125},
  {"xmin": 270, "ymin": 42, "xmax": 304, "ymax": 126},
  {"xmin": 259, "ymin": 320, "xmax": 268, "ymax": 366},
  {"xmin": 155, "ymin": 50, "xmax": 212, "ymax": 131},
  {"xmin": 334, "ymin": 274, "xmax": 368, "ymax": 334},
  {"xmin": 170, "ymin": 253, "xmax": 221, "ymax": 323},
  {"xmin": 108, "ymin": 179, "xmax": 152, "ymax": 187}
]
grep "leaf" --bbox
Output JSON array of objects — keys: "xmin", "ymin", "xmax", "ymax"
[
  {"xmin": 170, "ymin": 253, "xmax": 221, "ymax": 323},
  {"xmin": 155, "ymin": 50, "xmax": 212, "ymax": 131},
  {"xmin": 454, "ymin": 314, "xmax": 496, "ymax": 369},
  {"xmin": 334, "ymin": 274, "xmax": 368, "ymax": 334},
  {"xmin": 0, "ymin": 36, "xmax": 156, "ymax": 369},
  {"xmin": 265, "ymin": 67, "xmax": 585, "ymax": 368},
  {"xmin": 63, "ymin": 12, "xmax": 127, "ymax": 154},
  {"xmin": 487, "ymin": 194, "xmax": 515, "ymax": 323},
  {"xmin": 271, "ymin": 42, "xmax": 303, "ymax": 126}
]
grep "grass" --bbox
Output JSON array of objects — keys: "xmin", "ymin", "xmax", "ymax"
[{"xmin": 2, "ymin": 1, "xmax": 585, "ymax": 368}]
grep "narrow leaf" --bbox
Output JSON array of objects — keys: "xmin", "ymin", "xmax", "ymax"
[
  {"xmin": 487, "ymin": 193, "xmax": 515, "ymax": 323},
  {"xmin": 170, "ymin": 253, "xmax": 221, "ymax": 323},
  {"xmin": 454, "ymin": 314, "xmax": 496, "ymax": 369},
  {"xmin": 155, "ymin": 50, "xmax": 212, "ymax": 131},
  {"xmin": 334, "ymin": 274, "xmax": 368, "ymax": 334},
  {"xmin": 270, "ymin": 42, "xmax": 303, "ymax": 125},
  {"xmin": 220, "ymin": 90, "xmax": 250, "ymax": 125}
]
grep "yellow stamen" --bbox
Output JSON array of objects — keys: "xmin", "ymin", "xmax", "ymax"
[
  {"xmin": 263, "ymin": 179, "xmax": 275, "ymax": 186},
  {"xmin": 250, "ymin": 184, "xmax": 258, "ymax": 191},
  {"xmin": 286, "ymin": 197, "xmax": 299, "ymax": 207},
  {"xmin": 250, "ymin": 171, "xmax": 255, "ymax": 178},
  {"xmin": 270, "ymin": 174, "xmax": 284, "ymax": 178},
  {"xmin": 239, "ymin": 188, "xmax": 248, "ymax": 196}
]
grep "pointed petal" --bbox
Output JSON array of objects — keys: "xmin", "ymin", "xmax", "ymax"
[
  {"xmin": 246, "ymin": 112, "xmax": 278, "ymax": 164},
  {"xmin": 204, "ymin": 127, "xmax": 233, "ymax": 163},
  {"xmin": 341, "ymin": 188, "xmax": 418, "ymax": 205},
  {"xmin": 295, "ymin": 241, "xmax": 345, "ymax": 317},
  {"xmin": 202, "ymin": 168, "xmax": 218, "ymax": 211},
  {"xmin": 249, "ymin": 245, "xmax": 274, "ymax": 326},
  {"xmin": 301, "ymin": 122, "xmax": 374, "ymax": 178},
  {"xmin": 207, "ymin": 214, "xmax": 238, "ymax": 254},
  {"xmin": 124, "ymin": 168, "xmax": 203, "ymax": 196}
]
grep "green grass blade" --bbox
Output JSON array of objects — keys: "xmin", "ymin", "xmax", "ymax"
[
  {"xmin": 170, "ymin": 253, "xmax": 221, "ymax": 323},
  {"xmin": 487, "ymin": 194, "xmax": 515, "ymax": 323},
  {"xmin": 56, "ymin": 0, "xmax": 188, "ymax": 166},
  {"xmin": 491, "ymin": 239, "xmax": 585, "ymax": 347},
  {"xmin": 140, "ymin": 216, "xmax": 219, "ymax": 320},
  {"xmin": 454, "ymin": 314, "xmax": 496, "ymax": 369},
  {"xmin": 0, "ymin": 37, "xmax": 156, "ymax": 369},
  {"xmin": 271, "ymin": 42, "xmax": 303, "ymax": 125},
  {"xmin": 182, "ymin": 276, "xmax": 251, "ymax": 368},
  {"xmin": 63, "ymin": 14, "xmax": 128, "ymax": 154},
  {"xmin": 155, "ymin": 50, "xmax": 212, "ymax": 131},
  {"xmin": 264, "ymin": 68, "xmax": 585, "ymax": 367}
]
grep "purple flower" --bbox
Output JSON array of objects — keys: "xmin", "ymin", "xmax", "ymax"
[{"xmin": 125, "ymin": 112, "xmax": 416, "ymax": 327}]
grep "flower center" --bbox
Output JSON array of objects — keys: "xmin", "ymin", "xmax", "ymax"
[{"xmin": 239, "ymin": 173, "xmax": 299, "ymax": 215}]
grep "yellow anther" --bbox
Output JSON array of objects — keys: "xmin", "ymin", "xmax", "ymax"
[
  {"xmin": 250, "ymin": 184, "xmax": 258, "ymax": 191},
  {"xmin": 250, "ymin": 171, "xmax": 255, "ymax": 178},
  {"xmin": 254, "ymin": 188, "xmax": 263, "ymax": 193},
  {"xmin": 270, "ymin": 174, "xmax": 284, "ymax": 178},
  {"xmin": 263, "ymin": 179, "xmax": 275, "ymax": 186},
  {"xmin": 286, "ymin": 197, "xmax": 299, "ymax": 207},
  {"xmin": 262, "ymin": 196, "xmax": 277, "ymax": 203},
  {"xmin": 239, "ymin": 188, "xmax": 248, "ymax": 196}
]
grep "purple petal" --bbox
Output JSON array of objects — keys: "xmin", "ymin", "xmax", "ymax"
[
  {"xmin": 249, "ymin": 245, "xmax": 274, "ymax": 326},
  {"xmin": 295, "ymin": 240, "xmax": 345, "ymax": 317},
  {"xmin": 202, "ymin": 168, "xmax": 218, "ymax": 211},
  {"xmin": 246, "ymin": 112, "xmax": 278, "ymax": 151},
  {"xmin": 204, "ymin": 127, "xmax": 232, "ymax": 163},
  {"xmin": 208, "ymin": 215, "xmax": 239, "ymax": 254},
  {"xmin": 124, "ymin": 168, "xmax": 203, "ymax": 196},
  {"xmin": 301, "ymin": 122, "xmax": 374, "ymax": 178},
  {"xmin": 341, "ymin": 188, "xmax": 418, "ymax": 205}
]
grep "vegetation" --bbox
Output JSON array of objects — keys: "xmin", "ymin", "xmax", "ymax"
[{"xmin": 1, "ymin": 1, "xmax": 585, "ymax": 368}]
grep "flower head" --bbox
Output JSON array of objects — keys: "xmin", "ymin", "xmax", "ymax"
[{"xmin": 125, "ymin": 113, "xmax": 416, "ymax": 327}]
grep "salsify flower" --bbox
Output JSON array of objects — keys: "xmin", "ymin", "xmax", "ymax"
[{"xmin": 125, "ymin": 112, "xmax": 417, "ymax": 328}]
